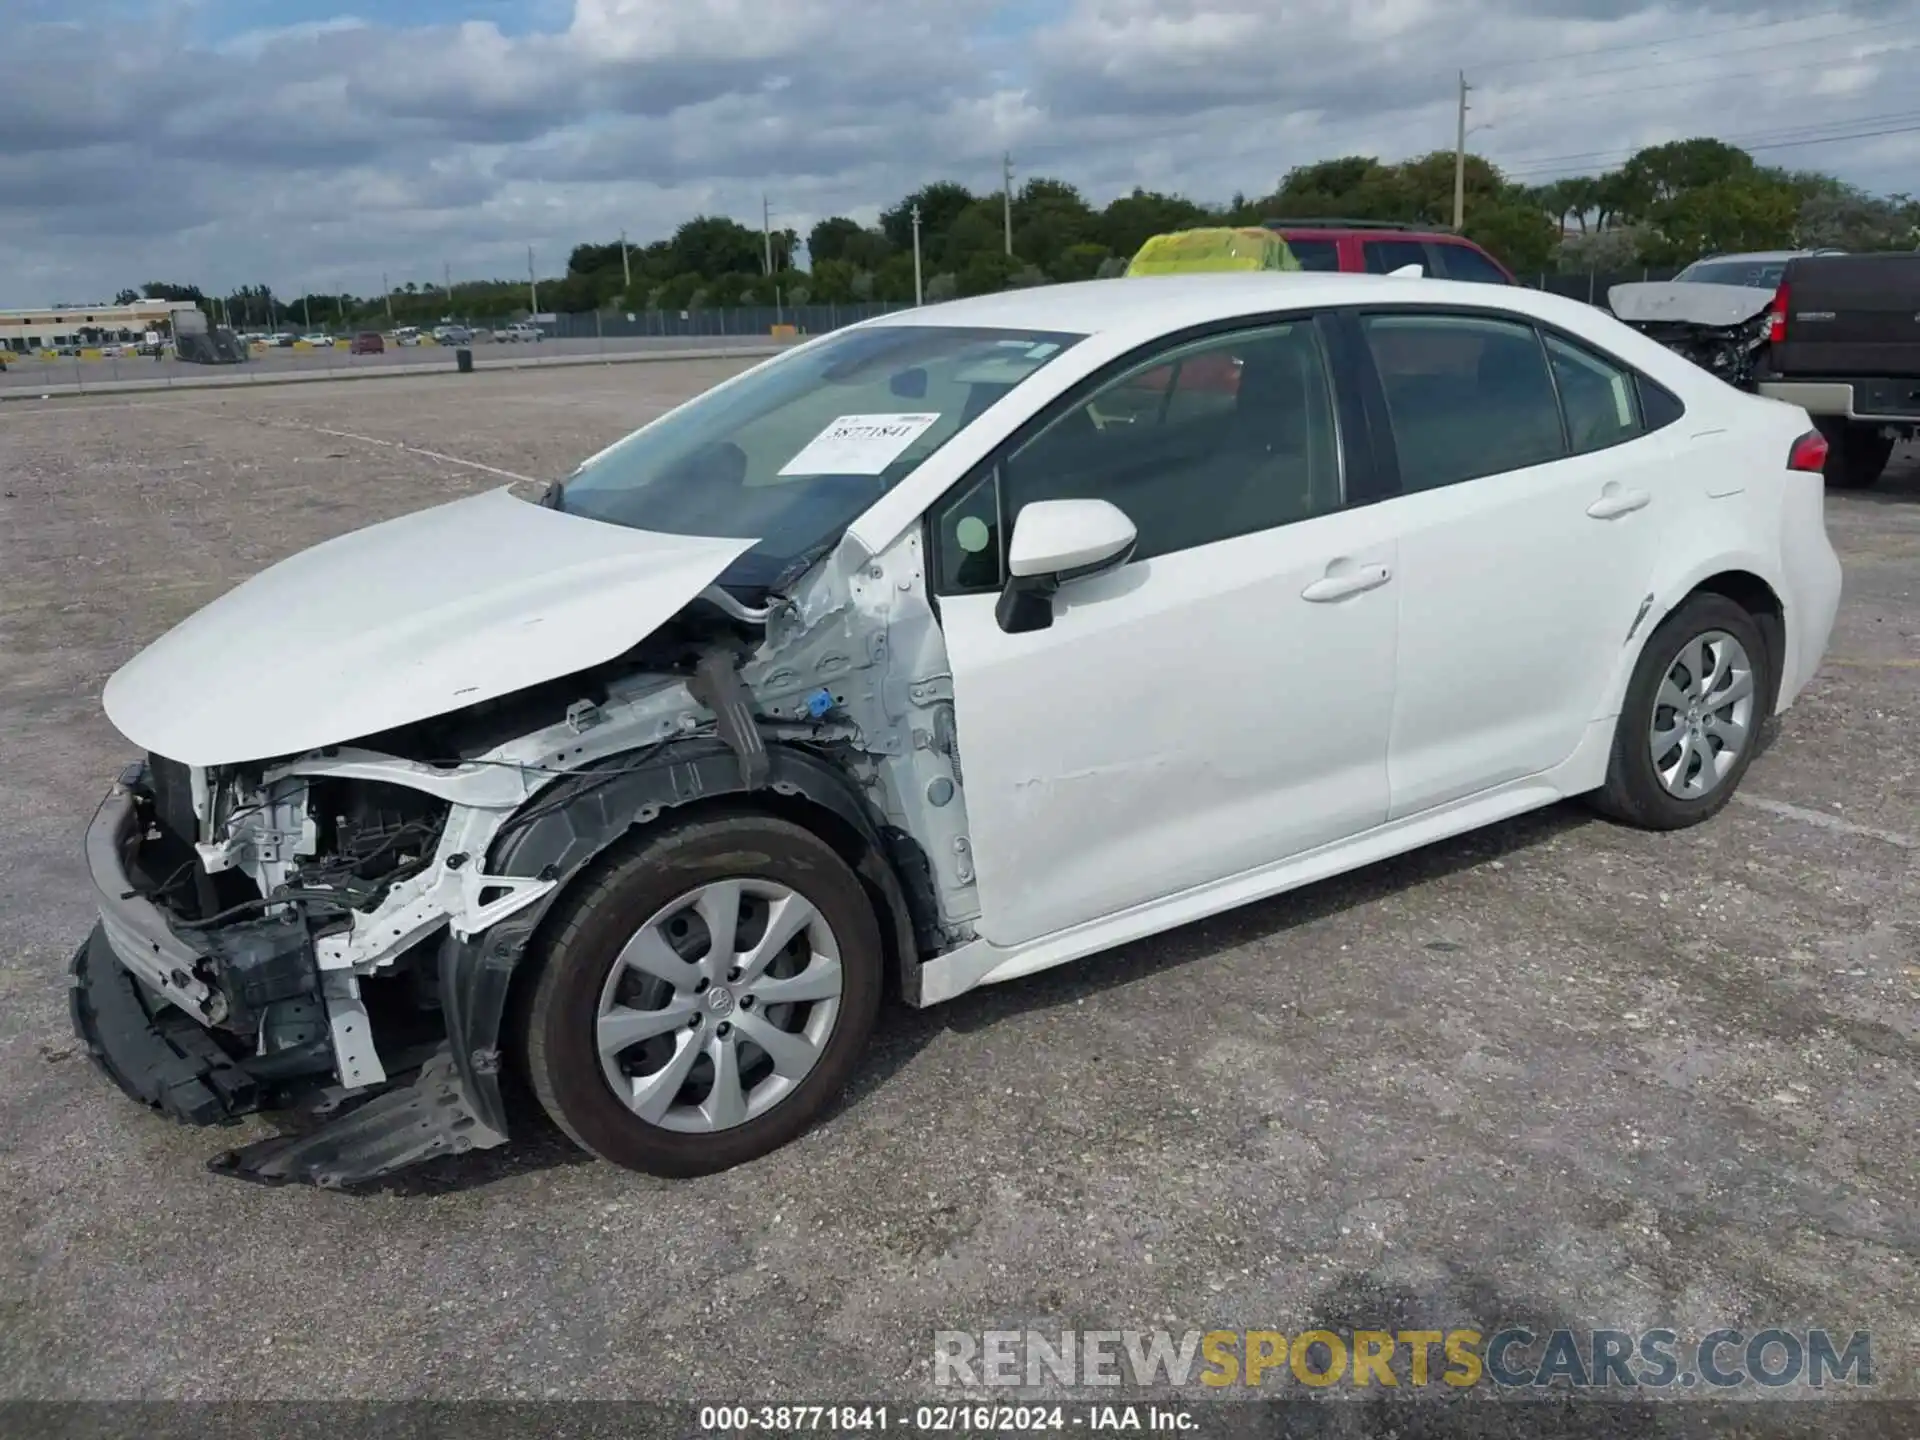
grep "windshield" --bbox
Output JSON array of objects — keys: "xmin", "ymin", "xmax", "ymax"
[
  {"xmin": 555, "ymin": 323, "xmax": 1083, "ymax": 590},
  {"xmin": 1674, "ymin": 259, "xmax": 1788, "ymax": 289}
]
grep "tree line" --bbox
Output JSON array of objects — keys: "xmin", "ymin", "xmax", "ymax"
[{"xmin": 118, "ymin": 137, "xmax": 1919, "ymax": 328}]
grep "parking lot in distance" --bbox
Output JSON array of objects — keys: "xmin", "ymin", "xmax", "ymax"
[{"xmin": 0, "ymin": 363, "xmax": 1915, "ymax": 1400}]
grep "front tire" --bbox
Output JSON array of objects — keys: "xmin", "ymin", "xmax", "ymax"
[
  {"xmin": 521, "ymin": 813, "xmax": 883, "ymax": 1177},
  {"xmin": 1590, "ymin": 594, "xmax": 1771, "ymax": 831}
]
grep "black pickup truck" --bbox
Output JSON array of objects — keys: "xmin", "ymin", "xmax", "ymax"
[{"xmin": 1756, "ymin": 251, "xmax": 1920, "ymax": 489}]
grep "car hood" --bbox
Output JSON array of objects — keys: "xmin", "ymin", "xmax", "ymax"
[
  {"xmin": 103, "ymin": 485, "xmax": 754, "ymax": 766},
  {"xmin": 1608, "ymin": 281, "xmax": 1774, "ymax": 328}
]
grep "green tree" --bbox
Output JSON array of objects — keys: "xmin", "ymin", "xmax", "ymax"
[
  {"xmin": 958, "ymin": 251, "xmax": 1022, "ymax": 297},
  {"xmin": 1099, "ymin": 188, "xmax": 1213, "ymax": 259},
  {"xmin": 1011, "ymin": 177, "xmax": 1098, "ymax": 271},
  {"xmin": 1051, "ymin": 242, "xmax": 1112, "ymax": 282},
  {"xmin": 880, "ymin": 182, "xmax": 976, "ymax": 256},
  {"xmin": 670, "ymin": 216, "xmax": 763, "ymax": 278},
  {"xmin": 808, "ymin": 217, "xmax": 866, "ymax": 265},
  {"xmin": 1616, "ymin": 138, "xmax": 1755, "ymax": 217},
  {"xmin": 1640, "ymin": 175, "xmax": 1799, "ymax": 264}
]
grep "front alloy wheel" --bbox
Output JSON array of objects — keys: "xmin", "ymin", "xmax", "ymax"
[
  {"xmin": 596, "ymin": 878, "xmax": 845, "ymax": 1133},
  {"xmin": 522, "ymin": 813, "xmax": 883, "ymax": 1177}
]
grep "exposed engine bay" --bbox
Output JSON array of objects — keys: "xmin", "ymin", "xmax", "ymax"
[
  {"xmin": 1607, "ymin": 280, "xmax": 1775, "ymax": 391},
  {"xmin": 74, "ymin": 520, "xmax": 976, "ymax": 1186}
]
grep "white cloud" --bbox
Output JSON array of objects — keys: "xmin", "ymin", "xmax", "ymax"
[{"xmin": 0, "ymin": 0, "xmax": 1916, "ymax": 304}]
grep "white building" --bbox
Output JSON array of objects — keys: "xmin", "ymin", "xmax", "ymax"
[{"xmin": 0, "ymin": 299, "xmax": 202, "ymax": 353}]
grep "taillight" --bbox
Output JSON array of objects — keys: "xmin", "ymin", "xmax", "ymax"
[
  {"xmin": 1788, "ymin": 429, "xmax": 1828, "ymax": 474},
  {"xmin": 1767, "ymin": 281, "xmax": 1789, "ymax": 344}
]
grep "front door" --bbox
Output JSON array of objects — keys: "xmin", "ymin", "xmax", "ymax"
[{"xmin": 930, "ymin": 317, "xmax": 1400, "ymax": 948}]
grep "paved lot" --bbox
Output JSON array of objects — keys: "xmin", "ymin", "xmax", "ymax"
[
  {"xmin": 0, "ymin": 334, "xmax": 781, "ymax": 396},
  {"xmin": 0, "ymin": 366, "xmax": 1915, "ymax": 1411}
]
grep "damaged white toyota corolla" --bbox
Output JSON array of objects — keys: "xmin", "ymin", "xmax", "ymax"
[{"xmin": 74, "ymin": 275, "xmax": 1843, "ymax": 1185}]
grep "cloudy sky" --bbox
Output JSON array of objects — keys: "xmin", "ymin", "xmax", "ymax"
[{"xmin": 3, "ymin": 0, "xmax": 1918, "ymax": 306}]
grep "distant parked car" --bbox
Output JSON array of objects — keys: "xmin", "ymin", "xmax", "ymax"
[
  {"xmin": 393, "ymin": 327, "xmax": 422, "ymax": 346},
  {"xmin": 1262, "ymin": 218, "xmax": 1516, "ymax": 284},
  {"xmin": 351, "ymin": 331, "xmax": 385, "ymax": 355},
  {"xmin": 495, "ymin": 322, "xmax": 542, "ymax": 342},
  {"xmin": 299, "ymin": 333, "xmax": 332, "ymax": 348},
  {"xmin": 434, "ymin": 325, "xmax": 475, "ymax": 346},
  {"xmin": 269, "ymin": 332, "xmax": 295, "ymax": 347}
]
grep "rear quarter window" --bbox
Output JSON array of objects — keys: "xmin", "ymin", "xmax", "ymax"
[{"xmin": 1434, "ymin": 243, "xmax": 1512, "ymax": 285}]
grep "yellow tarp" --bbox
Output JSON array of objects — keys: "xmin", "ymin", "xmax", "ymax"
[{"xmin": 1125, "ymin": 227, "xmax": 1300, "ymax": 276}]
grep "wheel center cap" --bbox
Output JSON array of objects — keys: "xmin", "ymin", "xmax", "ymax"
[{"xmin": 704, "ymin": 986, "xmax": 736, "ymax": 1018}]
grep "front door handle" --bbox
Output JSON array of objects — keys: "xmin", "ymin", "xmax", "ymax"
[
  {"xmin": 1587, "ymin": 488, "xmax": 1651, "ymax": 520},
  {"xmin": 1302, "ymin": 564, "xmax": 1392, "ymax": 602}
]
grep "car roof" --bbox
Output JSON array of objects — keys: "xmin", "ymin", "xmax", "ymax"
[
  {"xmin": 861, "ymin": 273, "xmax": 1579, "ymax": 342},
  {"xmin": 1683, "ymin": 250, "xmax": 1820, "ymax": 264}
]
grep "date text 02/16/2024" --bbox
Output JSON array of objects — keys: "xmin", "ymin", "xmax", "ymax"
[{"xmin": 697, "ymin": 1404, "xmax": 1196, "ymax": 1432}]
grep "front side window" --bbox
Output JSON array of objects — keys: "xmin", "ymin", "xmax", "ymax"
[
  {"xmin": 556, "ymin": 324, "xmax": 1081, "ymax": 590},
  {"xmin": 1361, "ymin": 313, "xmax": 1566, "ymax": 491},
  {"xmin": 933, "ymin": 319, "xmax": 1343, "ymax": 589}
]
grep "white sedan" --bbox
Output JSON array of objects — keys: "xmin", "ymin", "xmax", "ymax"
[{"xmin": 73, "ymin": 274, "xmax": 1841, "ymax": 1185}]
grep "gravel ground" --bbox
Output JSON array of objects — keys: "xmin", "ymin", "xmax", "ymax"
[{"xmin": 0, "ymin": 367, "xmax": 1915, "ymax": 1422}]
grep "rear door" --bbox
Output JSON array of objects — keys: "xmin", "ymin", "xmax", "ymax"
[
  {"xmin": 1776, "ymin": 253, "xmax": 1920, "ymax": 379},
  {"xmin": 1353, "ymin": 308, "xmax": 1673, "ymax": 818}
]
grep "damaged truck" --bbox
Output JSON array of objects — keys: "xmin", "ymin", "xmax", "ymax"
[{"xmin": 1611, "ymin": 248, "xmax": 1920, "ymax": 488}]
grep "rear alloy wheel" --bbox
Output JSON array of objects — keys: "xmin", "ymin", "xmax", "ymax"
[
  {"xmin": 522, "ymin": 814, "xmax": 882, "ymax": 1177},
  {"xmin": 1590, "ymin": 594, "xmax": 1770, "ymax": 830}
]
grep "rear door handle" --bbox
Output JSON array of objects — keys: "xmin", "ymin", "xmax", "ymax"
[
  {"xmin": 1302, "ymin": 564, "xmax": 1392, "ymax": 602},
  {"xmin": 1587, "ymin": 488, "xmax": 1651, "ymax": 520}
]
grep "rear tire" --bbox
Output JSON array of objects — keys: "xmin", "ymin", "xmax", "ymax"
[
  {"xmin": 521, "ymin": 812, "xmax": 883, "ymax": 1178},
  {"xmin": 1589, "ymin": 594, "xmax": 1771, "ymax": 831},
  {"xmin": 1819, "ymin": 420, "xmax": 1893, "ymax": 490}
]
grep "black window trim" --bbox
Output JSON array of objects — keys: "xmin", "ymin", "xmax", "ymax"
[
  {"xmin": 924, "ymin": 305, "xmax": 1383, "ymax": 597},
  {"xmin": 1339, "ymin": 302, "xmax": 1683, "ymax": 499}
]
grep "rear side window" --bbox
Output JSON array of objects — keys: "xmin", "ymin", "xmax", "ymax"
[
  {"xmin": 1638, "ymin": 376, "xmax": 1685, "ymax": 431},
  {"xmin": 1285, "ymin": 238, "xmax": 1340, "ymax": 271},
  {"xmin": 1361, "ymin": 313, "xmax": 1566, "ymax": 490},
  {"xmin": 1545, "ymin": 333, "xmax": 1641, "ymax": 454},
  {"xmin": 1433, "ymin": 243, "xmax": 1511, "ymax": 285},
  {"xmin": 1364, "ymin": 240, "xmax": 1434, "ymax": 275}
]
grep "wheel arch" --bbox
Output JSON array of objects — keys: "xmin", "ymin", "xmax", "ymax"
[
  {"xmin": 1599, "ymin": 555, "xmax": 1789, "ymax": 725},
  {"xmin": 438, "ymin": 740, "xmax": 927, "ymax": 1138}
]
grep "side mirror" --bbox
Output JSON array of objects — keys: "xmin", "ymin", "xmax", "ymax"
[{"xmin": 995, "ymin": 499, "xmax": 1138, "ymax": 634}]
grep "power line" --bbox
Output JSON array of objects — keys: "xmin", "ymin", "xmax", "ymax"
[
  {"xmin": 1470, "ymin": 9, "xmax": 1861, "ymax": 73},
  {"xmin": 1501, "ymin": 39, "xmax": 1919, "ymax": 110},
  {"xmin": 1497, "ymin": 106, "xmax": 1920, "ymax": 172},
  {"xmin": 1503, "ymin": 119, "xmax": 1920, "ymax": 181},
  {"xmin": 1479, "ymin": 14, "xmax": 1916, "ymax": 91}
]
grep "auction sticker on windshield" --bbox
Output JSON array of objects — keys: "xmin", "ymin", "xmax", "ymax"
[{"xmin": 779, "ymin": 413, "xmax": 941, "ymax": 476}]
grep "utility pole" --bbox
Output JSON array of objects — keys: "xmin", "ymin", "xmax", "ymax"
[
  {"xmin": 1452, "ymin": 70, "xmax": 1472, "ymax": 232},
  {"xmin": 382, "ymin": 272, "xmax": 393, "ymax": 322},
  {"xmin": 1002, "ymin": 151, "xmax": 1014, "ymax": 255},
  {"xmin": 444, "ymin": 260, "xmax": 452, "ymax": 299},
  {"xmin": 621, "ymin": 229, "xmax": 632, "ymax": 291},
  {"xmin": 762, "ymin": 195, "xmax": 774, "ymax": 276},
  {"xmin": 302, "ymin": 292, "xmax": 312, "ymax": 330},
  {"xmin": 528, "ymin": 245, "xmax": 538, "ymax": 315},
  {"xmin": 911, "ymin": 203, "xmax": 924, "ymax": 306}
]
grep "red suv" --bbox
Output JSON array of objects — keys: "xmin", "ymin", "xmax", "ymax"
[{"xmin": 1264, "ymin": 219, "xmax": 1516, "ymax": 284}]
